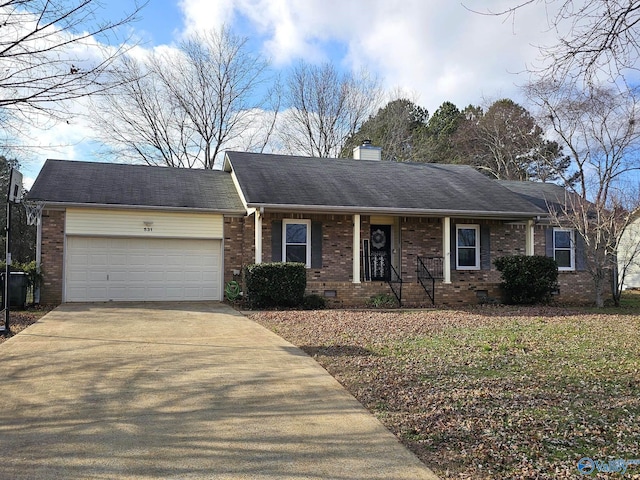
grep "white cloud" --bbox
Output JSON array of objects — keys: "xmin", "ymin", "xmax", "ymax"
[
  {"xmin": 177, "ymin": 0, "xmax": 235, "ymax": 37},
  {"xmin": 14, "ymin": 97, "xmax": 98, "ymax": 185},
  {"xmin": 12, "ymin": 0, "xmax": 561, "ymax": 183},
  {"xmin": 177, "ymin": 0, "xmax": 555, "ymax": 113},
  {"xmin": 23, "ymin": 175, "xmax": 35, "ymax": 191}
]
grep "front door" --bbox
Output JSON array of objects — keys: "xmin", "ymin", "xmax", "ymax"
[{"xmin": 370, "ymin": 225, "xmax": 391, "ymax": 281}]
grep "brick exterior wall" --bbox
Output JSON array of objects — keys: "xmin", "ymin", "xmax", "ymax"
[
  {"xmin": 532, "ymin": 224, "xmax": 605, "ymax": 304},
  {"xmin": 260, "ymin": 212, "xmax": 357, "ymax": 282},
  {"xmin": 40, "ymin": 209, "xmax": 604, "ymax": 307},
  {"xmin": 223, "ymin": 216, "xmax": 254, "ymax": 286},
  {"xmin": 225, "ymin": 213, "xmax": 604, "ymax": 307},
  {"xmin": 40, "ymin": 209, "xmax": 65, "ymax": 305}
]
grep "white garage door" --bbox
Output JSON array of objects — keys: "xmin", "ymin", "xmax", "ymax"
[{"xmin": 66, "ymin": 237, "xmax": 221, "ymax": 302}]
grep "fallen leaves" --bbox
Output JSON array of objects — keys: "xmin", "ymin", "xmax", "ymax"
[
  {"xmin": 251, "ymin": 306, "xmax": 640, "ymax": 479},
  {"xmin": 0, "ymin": 310, "xmax": 42, "ymax": 344}
]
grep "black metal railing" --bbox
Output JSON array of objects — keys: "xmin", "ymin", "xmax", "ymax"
[
  {"xmin": 417, "ymin": 256, "xmax": 444, "ymax": 305},
  {"xmin": 387, "ymin": 263, "xmax": 403, "ymax": 306}
]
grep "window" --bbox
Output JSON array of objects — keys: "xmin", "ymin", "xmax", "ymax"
[
  {"xmin": 456, "ymin": 224, "xmax": 480, "ymax": 270},
  {"xmin": 283, "ymin": 219, "xmax": 311, "ymax": 267},
  {"xmin": 553, "ymin": 228, "xmax": 575, "ymax": 271}
]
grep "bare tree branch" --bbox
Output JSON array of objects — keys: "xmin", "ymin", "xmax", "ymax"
[
  {"xmin": 92, "ymin": 27, "xmax": 278, "ymax": 169},
  {"xmin": 0, "ymin": 0, "xmax": 145, "ymax": 128},
  {"xmin": 470, "ymin": 0, "xmax": 640, "ymax": 84},
  {"xmin": 280, "ymin": 62, "xmax": 381, "ymax": 158},
  {"xmin": 526, "ymin": 80, "xmax": 640, "ymax": 305}
]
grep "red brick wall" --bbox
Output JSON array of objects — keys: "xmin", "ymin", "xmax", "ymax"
[
  {"xmin": 40, "ymin": 209, "xmax": 65, "ymax": 305},
  {"xmin": 262, "ymin": 212, "xmax": 359, "ymax": 282},
  {"xmin": 533, "ymin": 224, "xmax": 607, "ymax": 304},
  {"xmin": 225, "ymin": 214, "xmax": 604, "ymax": 306},
  {"xmin": 223, "ymin": 216, "xmax": 254, "ymax": 286}
]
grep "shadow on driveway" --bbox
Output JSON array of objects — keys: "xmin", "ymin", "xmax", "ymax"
[{"xmin": 0, "ymin": 302, "xmax": 439, "ymax": 480}]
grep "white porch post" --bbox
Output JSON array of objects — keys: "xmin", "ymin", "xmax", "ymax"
[
  {"xmin": 526, "ymin": 219, "xmax": 535, "ymax": 256},
  {"xmin": 254, "ymin": 209, "xmax": 263, "ymax": 264},
  {"xmin": 443, "ymin": 216, "xmax": 451, "ymax": 284},
  {"xmin": 353, "ymin": 214, "xmax": 361, "ymax": 283}
]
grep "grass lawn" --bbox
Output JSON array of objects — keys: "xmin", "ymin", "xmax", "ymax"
[{"xmin": 250, "ymin": 293, "xmax": 640, "ymax": 479}]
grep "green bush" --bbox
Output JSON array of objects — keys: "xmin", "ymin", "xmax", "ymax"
[
  {"xmin": 367, "ymin": 293, "xmax": 398, "ymax": 308},
  {"xmin": 244, "ymin": 262, "xmax": 306, "ymax": 308},
  {"xmin": 494, "ymin": 255, "xmax": 558, "ymax": 305},
  {"xmin": 302, "ymin": 294, "xmax": 327, "ymax": 310},
  {"xmin": 0, "ymin": 260, "xmax": 42, "ymax": 289}
]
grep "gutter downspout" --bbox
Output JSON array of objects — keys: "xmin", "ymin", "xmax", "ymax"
[{"xmin": 35, "ymin": 214, "xmax": 42, "ymax": 303}]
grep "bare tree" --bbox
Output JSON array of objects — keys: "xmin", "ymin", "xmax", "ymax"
[
  {"xmin": 280, "ymin": 62, "xmax": 381, "ymax": 158},
  {"xmin": 526, "ymin": 80, "xmax": 640, "ymax": 306},
  {"xmin": 0, "ymin": 0, "xmax": 143, "ymax": 127},
  {"xmin": 472, "ymin": 0, "xmax": 640, "ymax": 84},
  {"xmin": 93, "ymin": 27, "xmax": 278, "ymax": 169}
]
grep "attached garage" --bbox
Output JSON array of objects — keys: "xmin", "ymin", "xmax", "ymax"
[
  {"xmin": 66, "ymin": 237, "xmax": 221, "ymax": 302},
  {"xmin": 64, "ymin": 208, "xmax": 225, "ymax": 302},
  {"xmin": 27, "ymin": 160, "xmax": 246, "ymax": 306}
]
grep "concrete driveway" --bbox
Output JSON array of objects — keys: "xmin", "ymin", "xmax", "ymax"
[{"xmin": 0, "ymin": 303, "xmax": 438, "ymax": 480}]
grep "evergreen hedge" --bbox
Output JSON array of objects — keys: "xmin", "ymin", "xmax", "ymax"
[
  {"xmin": 494, "ymin": 255, "xmax": 559, "ymax": 305},
  {"xmin": 244, "ymin": 262, "xmax": 306, "ymax": 308}
]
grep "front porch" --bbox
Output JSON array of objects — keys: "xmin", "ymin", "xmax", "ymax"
[{"xmin": 239, "ymin": 212, "xmax": 537, "ymax": 307}]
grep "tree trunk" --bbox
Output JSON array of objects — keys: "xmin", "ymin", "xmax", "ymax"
[{"xmin": 594, "ymin": 274, "xmax": 605, "ymax": 308}]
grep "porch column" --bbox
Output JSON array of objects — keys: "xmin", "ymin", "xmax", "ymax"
[
  {"xmin": 443, "ymin": 216, "xmax": 451, "ymax": 283},
  {"xmin": 353, "ymin": 214, "xmax": 361, "ymax": 283},
  {"xmin": 254, "ymin": 209, "xmax": 262, "ymax": 264},
  {"xmin": 526, "ymin": 219, "xmax": 535, "ymax": 256}
]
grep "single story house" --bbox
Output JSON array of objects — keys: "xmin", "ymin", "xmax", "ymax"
[{"xmin": 28, "ymin": 145, "xmax": 597, "ymax": 306}]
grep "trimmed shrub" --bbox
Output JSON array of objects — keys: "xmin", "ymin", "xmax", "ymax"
[
  {"xmin": 244, "ymin": 262, "xmax": 306, "ymax": 308},
  {"xmin": 494, "ymin": 255, "xmax": 559, "ymax": 305},
  {"xmin": 302, "ymin": 294, "xmax": 327, "ymax": 310}
]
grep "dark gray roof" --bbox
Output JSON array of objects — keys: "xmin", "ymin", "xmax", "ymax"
[
  {"xmin": 27, "ymin": 159, "xmax": 245, "ymax": 213},
  {"xmin": 497, "ymin": 180, "xmax": 570, "ymax": 212},
  {"xmin": 225, "ymin": 151, "xmax": 547, "ymax": 218}
]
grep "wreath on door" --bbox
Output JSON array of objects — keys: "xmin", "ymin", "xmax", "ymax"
[{"xmin": 371, "ymin": 229, "xmax": 387, "ymax": 249}]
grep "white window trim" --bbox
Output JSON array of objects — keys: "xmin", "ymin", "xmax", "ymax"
[
  {"xmin": 456, "ymin": 224, "xmax": 480, "ymax": 270},
  {"xmin": 553, "ymin": 227, "xmax": 575, "ymax": 271},
  {"xmin": 283, "ymin": 219, "xmax": 311, "ymax": 268}
]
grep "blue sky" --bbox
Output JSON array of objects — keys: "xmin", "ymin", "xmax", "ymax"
[{"xmin": 19, "ymin": 0, "xmax": 555, "ymax": 188}]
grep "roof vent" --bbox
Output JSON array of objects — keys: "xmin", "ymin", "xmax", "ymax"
[{"xmin": 353, "ymin": 140, "xmax": 382, "ymax": 161}]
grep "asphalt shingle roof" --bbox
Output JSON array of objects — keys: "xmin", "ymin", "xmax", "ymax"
[
  {"xmin": 225, "ymin": 151, "xmax": 546, "ymax": 217},
  {"xmin": 497, "ymin": 180, "xmax": 570, "ymax": 212},
  {"xmin": 27, "ymin": 159, "xmax": 245, "ymax": 212}
]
